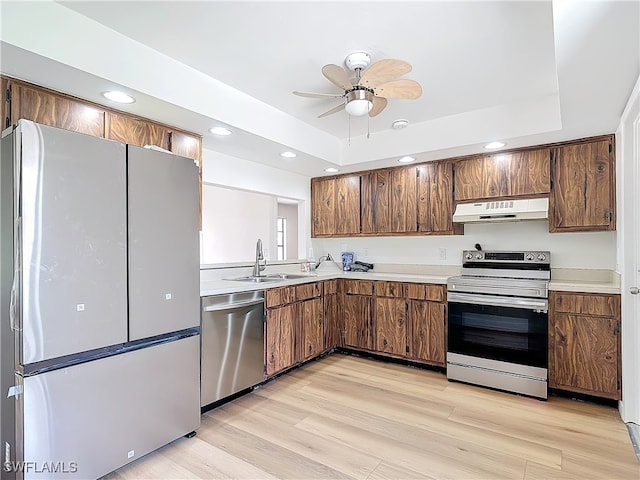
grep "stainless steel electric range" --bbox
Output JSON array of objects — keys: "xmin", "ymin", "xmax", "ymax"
[{"xmin": 446, "ymin": 250, "xmax": 551, "ymax": 399}]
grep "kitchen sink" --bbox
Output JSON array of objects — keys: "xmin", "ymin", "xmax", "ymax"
[
  {"xmin": 227, "ymin": 276, "xmax": 283, "ymax": 283},
  {"xmin": 265, "ymin": 273, "xmax": 315, "ymax": 280}
]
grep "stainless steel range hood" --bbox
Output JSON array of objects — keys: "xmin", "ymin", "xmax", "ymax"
[{"xmin": 453, "ymin": 197, "xmax": 549, "ymax": 223}]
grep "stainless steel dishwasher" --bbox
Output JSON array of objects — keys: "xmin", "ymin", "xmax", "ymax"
[{"xmin": 201, "ymin": 290, "xmax": 265, "ymax": 407}]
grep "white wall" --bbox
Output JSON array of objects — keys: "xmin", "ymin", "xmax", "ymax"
[
  {"xmin": 201, "ymin": 185, "xmax": 276, "ymax": 263},
  {"xmin": 201, "ymin": 148, "xmax": 310, "ymax": 263},
  {"xmin": 312, "ymin": 221, "xmax": 616, "ymax": 269}
]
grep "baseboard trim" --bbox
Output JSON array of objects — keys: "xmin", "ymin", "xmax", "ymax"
[{"xmin": 627, "ymin": 422, "xmax": 640, "ymax": 463}]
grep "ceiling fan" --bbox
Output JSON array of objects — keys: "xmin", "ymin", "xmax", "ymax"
[{"xmin": 293, "ymin": 52, "xmax": 422, "ymax": 118}]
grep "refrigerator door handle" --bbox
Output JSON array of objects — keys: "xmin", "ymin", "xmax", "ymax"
[
  {"xmin": 203, "ymin": 298, "xmax": 264, "ymax": 312},
  {"xmin": 10, "ymin": 217, "xmax": 20, "ymax": 332}
]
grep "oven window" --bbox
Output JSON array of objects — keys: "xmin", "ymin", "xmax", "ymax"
[{"xmin": 448, "ymin": 302, "xmax": 548, "ymax": 368}]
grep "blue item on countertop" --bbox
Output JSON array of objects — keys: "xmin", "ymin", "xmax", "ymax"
[{"xmin": 341, "ymin": 252, "xmax": 354, "ymax": 271}]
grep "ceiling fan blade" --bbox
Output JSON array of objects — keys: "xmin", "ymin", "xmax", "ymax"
[
  {"xmin": 369, "ymin": 96, "xmax": 388, "ymax": 117},
  {"xmin": 318, "ymin": 102, "xmax": 346, "ymax": 118},
  {"xmin": 322, "ymin": 64, "xmax": 352, "ymax": 90},
  {"xmin": 293, "ymin": 91, "xmax": 343, "ymax": 99},
  {"xmin": 359, "ymin": 59, "xmax": 412, "ymax": 88},
  {"xmin": 375, "ymin": 79, "xmax": 423, "ymax": 99}
]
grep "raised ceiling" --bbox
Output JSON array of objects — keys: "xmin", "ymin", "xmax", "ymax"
[{"xmin": 1, "ymin": 1, "xmax": 638, "ymax": 176}]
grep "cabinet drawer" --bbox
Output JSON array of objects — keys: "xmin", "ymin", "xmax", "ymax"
[
  {"xmin": 266, "ymin": 286, "xmax": 295, "ymax": 308},
  {"xmin": 375, "ymin": 281, "xmax": 405, "ymax": 298},
  {"xmin": 553, "ymin": 292, "xmax": 620, "ymax": 317},
  {"xmin": 342, "ymin": 280, "xmax": 374, "ymax": 296},
  {"xmin": 405, "ymin": 283, "xmax": 445, "ymax": 301},
  {"xmin": 323, "ymin": 279, "xmax": 338, "ymax": 295},
  {"xmin": 426, "ymin": 284, "xmax": 446, "ymax": 302},
  {"xmin": 295, "ymin": 282, "xmax": 322, "ymax": 301}
]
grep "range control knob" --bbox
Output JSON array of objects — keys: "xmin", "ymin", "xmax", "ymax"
[
  {"xmin": 537, "ymin": 253, "xmax": 546, "ymax": 261},
  {"xmin": 465, "ymin": 253, "xmax": 473, "ymax": 260},
  {"xmin": 475, "ymin": 253, "xmax": 483, "ymax": 260},
  {"xmin": 525, "ymin": 254, "xmax": 534, "ymax": 261}
]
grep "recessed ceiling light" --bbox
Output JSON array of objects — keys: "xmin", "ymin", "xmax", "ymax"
[
  {"xmin": 325, "ymin": 167, "xmax": 339, "ymax": 173},
  {"xmin": 398, "ymin": 156, "xmax": 416, "ymax": 163},
  {"xmin": 209, "ymin": 127, "xmax": 232, "ymax": 136},
  {"xmin": 484, "ymin": 141, "xmax": 505, "ymax": 150},
  {"xmin": 280, "ymin": 151, "xmax": 297, "ymax": 158},
  {"xmin": 102, "ymin": 91, "xmax": 135, "ymax": 104},
  {"xmin": 392, "ymin": 119, "xmax": 409, "ymax": 129}
]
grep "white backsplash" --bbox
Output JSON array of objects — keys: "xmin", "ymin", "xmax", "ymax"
[{"xmin": 311, "ymin": 220, "xmax": 616, "ymax": 270}]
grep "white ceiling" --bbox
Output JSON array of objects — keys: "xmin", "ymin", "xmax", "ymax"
[{"xmin": 1, "ymin": 1, "xmax": 638, "ymax": 177}]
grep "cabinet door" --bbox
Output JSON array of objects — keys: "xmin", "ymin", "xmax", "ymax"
[
  {"xmin": 343, "ymin": 294, "xmax": 372, "ymax": 349},
  {"xmin": 169, "ymin": 131, "xmax": 202, "ymax": 162},
  {"xmin": 12, "ymin": 83, "xmax": 105, "ymax": 137},
  {"xmin": 454, "ymin": 156, "xmax": 485, "ymax": 201},
  {"xmin": 550, "ymin": 313, "xmax": 619, "ymax": 399},
  {"xmin": 550, "ymin": 139, "xmax": 614, "ymax": 232},
  {"xmin": 335, "ymin": 175, "xmax": 361, "ymax": 235},
  {"xmin": 323, "ymin": 292, "xmax": 340, "ymax": 350},
  {"xmin": 106, "ymin": 112, "xmax": 170, "ymax": 149},
  {"xmin": 361, "ymin": 170, "xmax": 391, "ymax": 234},
  {"xmin": 507, "ymin": 149, "xmax": 550, "ymax": 196},
  {"xmin": 299, "ymin": 298, "xmax": 323, "ymax": 361},
  {"xmin": 374, "ymin": 297, "xmax": 407, "ymax": 355},
  {"xmin": 409, "ymin": 300, "xmax": 446, "ymax": 366},
  {"xmin": 418, "ymin": 162, "xmax": 455, "ymax": 233},
  {"xmin": 390, "ymin": 167, "xmax": 417, "ymax": 233},
  {"xmin": 311, "ymin": 178, "xmax": 335, "ymax": 236},
  {"xmin": 265, "ymin": 304, "xmax": 296, "ymax": 376}
]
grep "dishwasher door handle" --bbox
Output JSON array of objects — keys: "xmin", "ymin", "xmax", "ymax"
[{"xmin": 203, "ymin": 298, "xmax": 265, "ymax": 312}]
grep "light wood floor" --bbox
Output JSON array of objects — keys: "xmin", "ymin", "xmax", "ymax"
[{"xmin": 106, "ymin": 353, "xmax": 639, "ymax": 479}]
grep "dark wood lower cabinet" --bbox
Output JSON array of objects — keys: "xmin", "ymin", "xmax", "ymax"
[
  {"xmin": 374, "ymin": 297, "xmax": 407, "ymax": 355},
  {"xmin": 299, "ymin": 298, "xmax": 323, "ymax": 361},
  {"xmin": 408, "ymin": 300, "xmax": 446, "ymax": 366},
  {"xmin": 265, "ymin": 304, "xmax": 296, "ymax": 376},
  {"xmin": 324, "ymin": 292, "xmax": 341, "ymax": 350},
  {"xmin": 549, "ymin": 291, "xmax": 621, "ymax": 400},
  {"xmin": 343, "ymin": 294, "xmax": 372, "ymax": 349}
]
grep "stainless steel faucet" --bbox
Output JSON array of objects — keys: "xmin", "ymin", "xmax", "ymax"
[{"xmin": 253, "ymin": 238, "xmax": 266, "ymax": 277}]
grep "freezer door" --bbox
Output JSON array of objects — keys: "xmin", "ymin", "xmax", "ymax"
[
  {"xmin": 127, "ymin": 146, "xmax": 199, "ymax": 340},
  {"xmin": 17, "ymin": 335, "xmax": 200, "ymax": 479},
  {"xmin": 17, "ymin": 121, "xmax": 128, "ymax": 365}
]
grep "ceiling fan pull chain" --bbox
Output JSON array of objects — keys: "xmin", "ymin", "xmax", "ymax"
[
  {"xmin": 367, "ymin": 116, "xmax": 370, "ymax": 139},
  {"xmin": 348, "ymin": 115, "xmax": 351, "ymax": 146}
]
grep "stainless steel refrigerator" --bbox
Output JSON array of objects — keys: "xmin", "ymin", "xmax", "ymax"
[{"xmin": 0, "ymin": 120, "xmax": 201, "ymax": 479}]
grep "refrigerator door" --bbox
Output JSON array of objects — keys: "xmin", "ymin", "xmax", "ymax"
[
  {"xmin": 17, "ymin": 121, "xmax": 128, "ymax": 365},
  {"xmin": 18, "ymin": 335, "xmax": 200, "ymax": 479},
  {"xmin": 127, "ymin": 146, "xmax": 199, "ymax": 340}
]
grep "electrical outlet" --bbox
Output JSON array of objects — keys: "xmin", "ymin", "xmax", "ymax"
[
  {"xmin": 439, "ymin": 248, "xmax": 447, "ymax": 260},
  {"xmin": 363, "ymin": 248, "xmax": 369, "ymax": 258}
]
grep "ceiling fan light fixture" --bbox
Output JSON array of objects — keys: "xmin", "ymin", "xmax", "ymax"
[{"xmin": 345, "ymin": 89, "xmax": 373, "ymax": 116}]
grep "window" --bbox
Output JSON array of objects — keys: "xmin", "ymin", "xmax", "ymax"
[{"xmin": 276, "ymin": 217, "xmax": 286, "ymax": 260}]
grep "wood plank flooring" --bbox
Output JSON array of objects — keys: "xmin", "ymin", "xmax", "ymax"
[{"xmin": 105, "ymin": 353, "xmax": 639, "ymax": 479}]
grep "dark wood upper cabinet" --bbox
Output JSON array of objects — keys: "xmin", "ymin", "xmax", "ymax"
[
  {"xmin": 311, "ymin": 174, "xmax": 360, "ymax": 237},
  {"xmin": 11, "ymin": 83, "xmax": 105, "ymax": 137},
  {"xmin": 169, "ymin": 130, "xmax": 202, "ymax": 162},
  {"xmin": 417, "ymin": 161, "xmax": 458, "ymax": 234},
  {"xmin": 311, "ymin": 177, "xmax": 336, "ymax": 237},
  {"xmin": 1, "ymin": 76, "xmax": 9, "ymax": 130},
  {"xmin": 390, "ymin": 167, "xmax": 418, "ymax": 233},
  {"xmin": 454, "ymin": 149, "xmax": 550, "ymax": 202},
  {"xmin": 361, "ymin": 169, "xmax": 391, "ymax": 234},
  {"xmin": 335, "ymin": 175, "xmax": 361, "ymax": 235},
  {"xmin": 105, "ymin": 112, "xmax": 170, "ymax": 150},
  {"xmin": 549, "ymin": 138, "xmax": 615, "ymax": 232}
]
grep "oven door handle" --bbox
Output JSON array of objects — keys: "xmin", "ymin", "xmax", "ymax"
[{"xmin": 447, "ymin": 292, "xmax": 548, "ymax": 312}]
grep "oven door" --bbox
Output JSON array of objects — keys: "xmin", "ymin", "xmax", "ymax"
[{"xmin": 447, "ymin": 292, "xmax": 548, "ymax": 369}]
